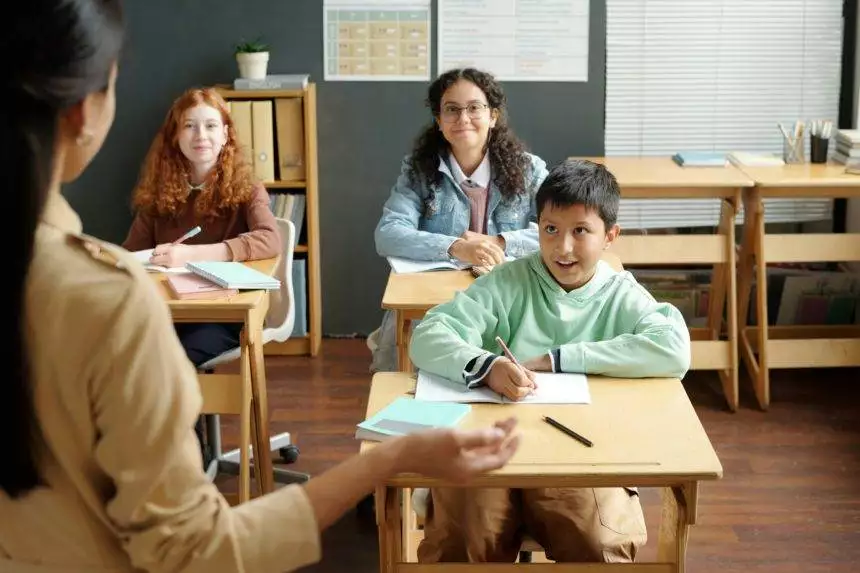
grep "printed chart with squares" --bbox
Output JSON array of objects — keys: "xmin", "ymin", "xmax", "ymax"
[{"xmin": 324, "ymin": 2, "xmax": 430, "ymax": 81}]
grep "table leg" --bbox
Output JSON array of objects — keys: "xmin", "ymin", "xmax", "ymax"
[
  {"xmin": 245, "ymin": 310, "xmax": 274, "ymax": 494},
  {"xmin": 710, "ymin": 196, "xmax": 739, "ymax": 411},
  {"xmin": 657, "ymin": 483, "xmax": 696, "ymax": 573},
  {"xmin": 376, "ymin": 486, "xmax": 403, "ymax": 573},
  {"xmin": 750, "ymin": 191, "xmax": 770, "ymax": 410},
  {"xmin": 396, "ymin": 311, "xmax": 414, "ymax": 373}
]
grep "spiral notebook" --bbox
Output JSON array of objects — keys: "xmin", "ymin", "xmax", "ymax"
[{"xmin": 185, "ymin": 261, "xmax": 280, "ymax": 290}]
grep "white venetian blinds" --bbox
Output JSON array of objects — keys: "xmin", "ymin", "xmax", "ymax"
[{"xmin": 605, "ymin": 0, "xmax": 844, "ymax": 228}]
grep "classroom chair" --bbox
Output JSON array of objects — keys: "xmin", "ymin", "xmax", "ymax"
[{"xmin": 200, "ymin": 218, "xmax": 309, "ymax": 487}]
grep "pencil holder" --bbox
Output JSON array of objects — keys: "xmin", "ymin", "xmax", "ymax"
[
  {"xmin": 810, "ymin": 135, "xmax": 829, "ymax": 164},
  {"xmin": 782, "ymin": 136, "xmax": 806, "ymax": 164}
]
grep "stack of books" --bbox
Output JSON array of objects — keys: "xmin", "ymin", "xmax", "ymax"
[
  {"xmin": 832, "ymin": 129, "xmax": 860, "ymax": 165},
  {"xmin": 233, "ymin": 74, "xmax": 309, "ymax": 91}
]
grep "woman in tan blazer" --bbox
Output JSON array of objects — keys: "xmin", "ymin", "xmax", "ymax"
[{"xmin": 0, "ymin": 2, "xmax": 520, "ymax": 572}]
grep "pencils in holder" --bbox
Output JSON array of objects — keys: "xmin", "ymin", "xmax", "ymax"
[
  {"xmin": 810, "ymin": 120, "xmax": 832, "ymax": 164},
  {"xmin": 779, "ymin": 121, "xmax": 806, "ymax": 164}
]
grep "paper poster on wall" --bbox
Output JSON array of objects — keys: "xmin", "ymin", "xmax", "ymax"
[
  {"xmin": 324, "ymin": 0, "xmax": 431, "ymax": 81},
  {"xmin": 438, "ymin": 0, "xmax": 590, "ymax": 82}
]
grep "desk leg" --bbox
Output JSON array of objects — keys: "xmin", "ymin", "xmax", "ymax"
[
  {"xmin": 401, "ymin": 488, "xmax": 418, "ymax": 562},
  {"xmin": 737, "ymin": 190, "xmax": 769, "ymax": 410},
  {"xmin": 238, "ymin": 385, "xmax": 251, "ymax": 502},
  {"xmin": 376, "ymin": 486, "xmax": 402, "ymax": 573},
  {"xmin": 245, "ymin": 310, "xmax": 275, "ymax": 494},
  {"xmin": 750, "ymin": 191, "xmax": 770, "ymax": 410},
  {"xmin": 709, "ymin": 196, "xmax": 739, "ymax": 411},
  {"xmin": 657, "ymin": 483, "xmax": 697, "ymax": 573},
  {"xmin": 396, "ymin": 311, "xmax": 414, "ymax": 373}
]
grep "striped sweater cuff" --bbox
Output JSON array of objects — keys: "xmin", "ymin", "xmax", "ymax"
[
  {"xmin": 464, "ymin": 352, "xmax": 502, "ymax": 388},
  {"xmin": 549, "ymin": 348, "xmax": 562, "ymax": 373}
]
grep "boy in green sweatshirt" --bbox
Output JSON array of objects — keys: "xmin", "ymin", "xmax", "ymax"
[{"xmin": 410, "ymin": 159, "xmax": 691, "ymax": 564}]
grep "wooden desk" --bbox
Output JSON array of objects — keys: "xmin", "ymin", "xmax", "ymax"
[
  {"xmin": 382, "ymin": 254, "xmax": 624, "ymax": 374},
  {"xmin": 734, "ymin": 163, "xmax": 860, "ymax": 410},
  {"xmin": 382, "ymin": 269, "xmax": 474, "ymax": 373},
  {"xmin": 579, "ymin": 157, "xmax": 755, "ymax": 411},
  {"xmin": 154, "ymin": 258, "xmax": 278, "ymax": 495},
  {"xmin": 361, "ymin": 372, "xmax": 723, "ymax": 573}
]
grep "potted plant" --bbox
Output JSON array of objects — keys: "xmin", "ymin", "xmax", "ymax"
[{"xmin": 235, "ymin": 38, "xmax": 269, "ymax": 80}]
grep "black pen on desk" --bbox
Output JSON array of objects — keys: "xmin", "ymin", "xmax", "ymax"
[{"xmin": 543, "ymin": 416, "xmax": 593, "ymax": 448}]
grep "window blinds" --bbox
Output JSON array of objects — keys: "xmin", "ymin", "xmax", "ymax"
[{"xmin": 605, "ymin": 0, "xmax": 844, "ymax": 229}]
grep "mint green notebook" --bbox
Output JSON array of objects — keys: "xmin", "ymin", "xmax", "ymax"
[
  {"xmin": 355, "ymin": 397, "xmax": 471, "ymax": 442},
  {"xmin": 185, "ymin": 261, "xmax": 280, "ymax": 290}
]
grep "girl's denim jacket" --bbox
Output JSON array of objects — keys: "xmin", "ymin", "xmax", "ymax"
[{"xmin": 374, "ymin": 152, "xmax": 548, "ymax": 261}]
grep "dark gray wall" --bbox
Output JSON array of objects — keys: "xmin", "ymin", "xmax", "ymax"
[{"xmin": 66, "ymin": 0, "xmax": 606, "ymax": 335}]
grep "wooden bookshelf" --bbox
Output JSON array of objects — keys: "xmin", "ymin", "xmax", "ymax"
[{"xmin": 215, "ymin": 83, "xmax": 322, "ymax": 357}]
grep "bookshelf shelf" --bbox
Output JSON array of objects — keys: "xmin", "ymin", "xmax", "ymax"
[
  {"xmin": 266, "ymin": 180, "xmax": 306, "ymax": 189},
  {"xmin": 216, "ymin": 84, "xmax": 322, "ymax": 357}
]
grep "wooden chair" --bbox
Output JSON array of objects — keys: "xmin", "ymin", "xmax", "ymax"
[{"xmin": 198, "ymin": 369, "xmax": 253, "ymax": 504}]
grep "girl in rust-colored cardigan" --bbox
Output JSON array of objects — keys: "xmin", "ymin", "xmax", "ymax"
[
  {"xmin": 124, "ymin": 87, "xmax": 281, "ymax": 465},
  {"xmin": 123, "ymin": 88, "xmax": 280, "ymax": 366}
]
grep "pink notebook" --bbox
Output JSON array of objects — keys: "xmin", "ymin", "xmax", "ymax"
[{"xmin": 166, "ymin": 273, "xmax": 238, "ymax": 300}]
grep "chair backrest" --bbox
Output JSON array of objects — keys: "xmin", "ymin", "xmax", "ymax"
[{"xmin": 264, "ymin": 218, "xmax": 296, "ymax": 342}]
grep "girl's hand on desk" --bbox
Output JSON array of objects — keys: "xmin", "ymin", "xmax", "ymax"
[
  {"xmin": 487, "ymin": 358, "xmax": 537, "ymax": 401},
  {"xmin": 460, "ymin": 230, "xmax": 506, "ymax": 251},
  {"xmin": 150, "ymin": 243, "xmax": 194, "ymax": 268},
  {"xmin": 397, "ymin": 417, "xmax": 520, "ymax": 483},
  {"xmin": 449, "ymin": 234, "xmax": 505, "ymax": 266}
]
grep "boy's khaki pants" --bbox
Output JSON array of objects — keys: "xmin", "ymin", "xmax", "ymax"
[{"xmin": 418, "ymin": 487, "xmax": 647, "ymax": 563}]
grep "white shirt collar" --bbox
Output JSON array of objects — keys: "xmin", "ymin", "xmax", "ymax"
[{"xmin": 445, "ymin": 151, "xmax": 491, "ymax": 188}]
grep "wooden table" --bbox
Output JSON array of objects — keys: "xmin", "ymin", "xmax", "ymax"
[
  {"xmin": 734, "ymin": 163, "xmax": 860, "ymax": 410},
  {"xmin": 382, "ymin": 269, "xmax": 474, "ymax": 373},
  {"xmin": 578, "ymin": 157, "xmax": 755, "ymax": 411},
  {"xmin": 361, "ymin": 372, "xmax": 723, "ymax": 573},
  {"xmin": 153, "ymin": 258, "xmax": 278, "ymax": 496}
]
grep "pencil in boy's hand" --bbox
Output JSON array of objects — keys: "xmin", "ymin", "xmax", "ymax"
[{"xmin": 495, "ymin": 336, "xmax": 524, "ymax": 370}]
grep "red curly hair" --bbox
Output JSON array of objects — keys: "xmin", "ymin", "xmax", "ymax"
[{"xmin": 131, "ymin": 87, "xmax": 256, "ymax": 219}]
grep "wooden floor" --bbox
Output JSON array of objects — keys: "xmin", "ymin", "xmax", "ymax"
[{"xmin": 218, "ymin": 338, "xmax": 860, "ymax": 573}]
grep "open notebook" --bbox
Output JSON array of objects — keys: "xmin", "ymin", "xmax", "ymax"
[
  {"xmin": 387, "ymin": 255, "xmax": 514, "ymax": 275},
  {"xmin": 415, "ymin": 370, "xmax": 591, "ymax": 404},
  {"xmin": 131, "ymin": 249, "xmax": 190, "ymax": 273}
]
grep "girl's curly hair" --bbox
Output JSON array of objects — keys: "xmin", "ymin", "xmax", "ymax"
[
  {"xmin": 408, "ymin": 68, "xmax": 530, "ymax": 204},
  {"xmin": 131, "ymin": 87, "xmax": 255, "ymax": 219}
]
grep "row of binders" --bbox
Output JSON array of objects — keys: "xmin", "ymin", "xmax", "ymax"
[{"xmin": 226, "ymin": 99, "xmax": 305, "ymax": 183}]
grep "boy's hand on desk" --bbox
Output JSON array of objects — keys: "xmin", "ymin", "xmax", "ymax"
[
  {"xmin": 150, "ymin": 243, "xmax": 194, "ymax": 268},
  {"xmin": 522, "ymin": 354, "xmax": 552, "ymax": 372},
  {"xmin": 487, "ymin": 358, "xmax": 538, "ymax": 401},
  {"xmin": 449, "ymin": 234, "xmax": 505, "ymax": 266}
]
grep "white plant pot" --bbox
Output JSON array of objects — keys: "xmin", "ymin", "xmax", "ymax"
[{"xmin": 236, "ymin": 51, "xmax": 269, "ymax": 80}]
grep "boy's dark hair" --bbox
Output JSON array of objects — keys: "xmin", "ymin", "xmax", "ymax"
[{"xmin": 535, "ymin": 159, "xmax": 620, "ymax": 229}]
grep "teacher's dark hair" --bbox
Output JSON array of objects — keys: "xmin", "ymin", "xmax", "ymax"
[{"xmin": 1, "ymin": 0, "xmax": 124, "ymax": 499}]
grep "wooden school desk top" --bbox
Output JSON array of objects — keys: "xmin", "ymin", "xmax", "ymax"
[{"xmin": 360, "ymin": 372, "xmax": 723, "ymax": 489}]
